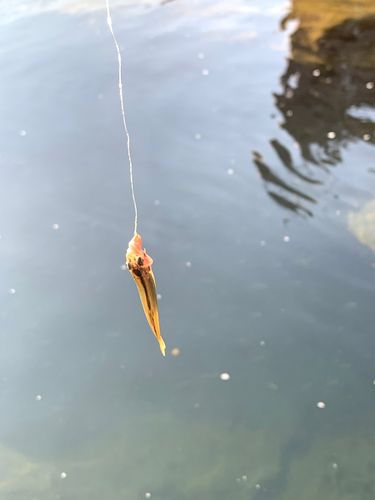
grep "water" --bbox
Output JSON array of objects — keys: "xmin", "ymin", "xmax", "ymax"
[{"xmin": 1, "ymin": 0, "xmax": 375, "ymax": 498}]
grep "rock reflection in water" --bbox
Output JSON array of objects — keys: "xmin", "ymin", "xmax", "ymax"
[{"xmin": 253, "ymin": 0, "xmax": 375, "ymax": 216}]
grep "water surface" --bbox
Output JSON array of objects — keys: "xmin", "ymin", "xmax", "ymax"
[{"xmin": 2, "ymin": 1, "xmax": 375, "ymax": 499}]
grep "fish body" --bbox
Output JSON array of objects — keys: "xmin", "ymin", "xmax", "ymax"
[{"xmin": 126, "ymin": 233, "xmax": 165, "ymax": 356}]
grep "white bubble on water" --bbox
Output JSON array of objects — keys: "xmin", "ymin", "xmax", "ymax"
[
  {"xmin": 366, "ymin": 82, "xmax": 374, "ymax": 89},
  {"xmin": 312, "ymin": 69, "xmax": 320, "ymax": 76},
  {"xmin": 198, "ymin": 52, "xmax": 204, "ymax": 59},
  {"xmin": 332, "ymin": 463, "xmax": 338, "ymax": 470},
  {"xmin": 227, "ymin": 168, "xmax": 234, "ymax": 175},
  {"xmin": 286, "ymin": 110, "xmax": 293, "ymax": 117},
  {"xmin": 195, "ymin": 133, "xmax": 201, "ymax": 140},
  {"xmin": 202, "ymin": 68, "xmax": 209, "ymax": 76},
  {"xmin": 120, "ymin": 264, "xmax": 127, "ymax": 270},
  {"xmin": 260, "ymin": 240, "xmax": 266, "ymax": 246},
  {"xmin": 283, "ymin": 236, "xmax": 290, "ymax": 242},
  {"xmin": 145, "ymin": 493, "xmax": 151, "ymax": 499},
  {"xmin": 260, "ymin": 341, "xmax": 266, "ymax": 346},
  {"xmin": 327, "ymin": 131, "xmax": 336, "ymax": 139},
  {"xmin": 317, "ymin": 401, "xmax": 326, "ymax": 409},
  {"xmin": 9, "ymin": 289, "xmax": 16, "ymax": 294},
  {"xmin": 60, "ymin": 472, "xmax": 67, "ymax": 479},
  {"xmin": 185, "ymin": 261, "xmax": 192, "ymax": 267},
  {"xmin": 326, "ymin": 77, "xmax": 332, "ymax": 84},
  {"xmin": 52, "ymin": 224, "xmax": 59, "ymax": 230},
  {"xmin": 363, "ymin": 134, "xmax": 371, "ymax": 141},
  {"xmin": 19, "ymin": 130, "xmax": 26, "ymax": 136},
  {"xmin": 154, "ymin": 199, "xmax": 160, "ymax": 206},
  {"xmin": 220, "ymin": 373, "xmax": 230, "ymax": 380},
  {"xmin": 36, "ymin": 395, "xmax": 42, "ymax": 401},
  {"xmin": 157, "ymin": 294, "xmax": 162, "ymax": 300},
  {"xmin": 97, "ymin": 93, "xmax": 104, "ymax": 99},
  {"xmin": 255, "ymin": 484, "xmax": 261, "ymax": 490},
  {"xmin": 242, "ymin": 475, "xmax": 247, "ymax": 481}
]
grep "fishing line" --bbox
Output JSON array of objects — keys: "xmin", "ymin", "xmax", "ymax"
[{"xmin": 105, "ymin": 0, "xmax": 138, "ymax": 235}]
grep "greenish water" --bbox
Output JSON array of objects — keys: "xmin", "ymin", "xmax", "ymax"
[{"xmin": 2, "ymin": 0, "xmax": 375, "ymax": 498}]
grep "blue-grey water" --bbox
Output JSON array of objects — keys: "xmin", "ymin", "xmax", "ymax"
[{"xmin": 2, "ymin": 0, "xmax": 375, "ymax": 498}]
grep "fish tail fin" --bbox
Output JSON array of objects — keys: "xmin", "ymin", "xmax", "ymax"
[{"xmin": 159, "ymin": 337, "xmax": 166, "ymax": 356}]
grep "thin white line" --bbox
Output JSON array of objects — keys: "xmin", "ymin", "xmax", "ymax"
[{"xmin": 105, "ymin": 0, "xmax": 138, "ymax": 234}]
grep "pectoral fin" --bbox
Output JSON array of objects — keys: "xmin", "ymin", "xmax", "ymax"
[{"xmin": 132, "ymin": 269, "xmax": 165, "ymax": 356}]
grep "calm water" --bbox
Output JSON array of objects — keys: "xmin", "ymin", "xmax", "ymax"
[{"xmin": 2, "ymin": 0, "xmax": 375, "ymax": 499}]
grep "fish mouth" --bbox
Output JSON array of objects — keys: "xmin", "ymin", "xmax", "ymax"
[{"xmin": 130, "ymin": 265, "xmax": 166, "ymax": 356}]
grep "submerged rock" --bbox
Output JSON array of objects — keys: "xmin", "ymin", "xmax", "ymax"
[
  {"xmin": 0, "ymin": 443, "xmax": 55, "ymax": 498},
  {"xmin": 278, "ymin": 428, "xmax": 375, "ymax": 500},
  {"xmin": 0, "ymin": 412, "xmax": 286, "ymax": 500}
]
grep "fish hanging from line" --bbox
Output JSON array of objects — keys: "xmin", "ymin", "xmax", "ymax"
[
  {"xmin": 126, "ymin": 233, "xmax": 166, "ymax": 356},
  {"xmin": 105, "ymin": 0, "xmax": 166, "ymax": 356}
]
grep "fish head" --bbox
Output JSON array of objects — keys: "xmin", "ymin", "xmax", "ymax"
[{"xmin": 126, "ymin": 233, "xmax": 153, "ymax": 272}]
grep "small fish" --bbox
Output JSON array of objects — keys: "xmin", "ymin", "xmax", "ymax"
[{"xmin": 126, "ymin": 232, "xmax": 165, "ymax": 356}]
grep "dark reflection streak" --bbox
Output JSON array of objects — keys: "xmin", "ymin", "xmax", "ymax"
[
  {"xmin": 321, "ymin": 158, "xmax": 337, "ymax": 166},
  {"xmin": 270, "ymin": 139, "xmax": 323, "ymax": 185},
  {"xmin": 268, "ymin": 191, "xmax": 313, "ymax": 217},
  {"xmin": 252, "ymin": 151, "xmax": 317, "ymax": 204}
]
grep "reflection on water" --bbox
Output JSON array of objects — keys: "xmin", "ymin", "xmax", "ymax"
[
  {"xmin": 348, "ymin": 199, "xmax": 375, "ymax": 253},
  {"xmin": 254, "ymin": 0, "xmax": 375, "ymax": 216},
  {"xmin": 2, "ymin": 0, "xmax": 375, "ymax": 499},
  {"xmin": 252, "ymin": 149, "xmax": 317, "ymax": 217}
]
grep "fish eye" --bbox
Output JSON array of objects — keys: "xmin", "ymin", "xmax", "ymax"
[
  {"xmin": 127, "ymin": 262, "xmax": 132, "ymax": 270},
  {"xmin": 137, "ymin": 257, "xmax": 144, "ymax": 266}
]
